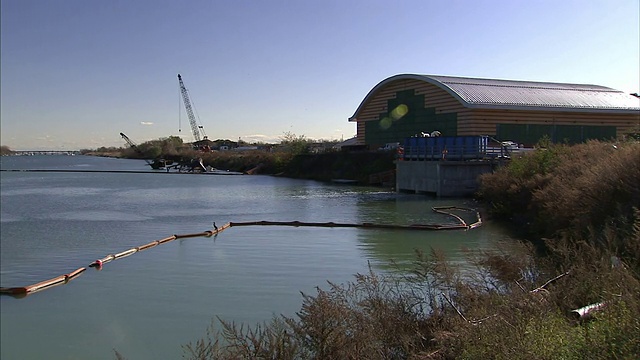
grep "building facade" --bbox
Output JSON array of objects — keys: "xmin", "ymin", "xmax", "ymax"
[{"xmin": 349, "ymin": 74, "xmax": 640, "ymax": 148}]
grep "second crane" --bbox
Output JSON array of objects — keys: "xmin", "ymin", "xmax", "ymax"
[{"xmin": 178, "ymin": 74, "xmax": 210, "ymax": 149}]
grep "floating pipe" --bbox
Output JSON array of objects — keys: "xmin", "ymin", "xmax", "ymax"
[
  {"xmin": 211, "ymin": 223, "xmax": 232, "ymax": 236},
  {"xmin": 434, "ymin": 211, "xmax": 467, "ymax": 227},
  {"xmin": 137, "ymin": 240, "xmax": 159, "ymax": 251},
  {"xmin": 114, "ymin": 248, "xmax": 137, "ymax": 260},
  {"xmin": 0, "ymin": 287, "xmax": 28, "ymax": 295},
  {"xmin": 2, "ymin": 267, "xmax": 87, "ymax": 297},
  {"xmin": 158, "ymin": 235, "xmax": 177, "ymax": 244},
  {"xmin": 228, "ymin": 220, "xmax": 468, "ymax": 231},
  {"xmin": 24, "ymin": 275, "xmax": 67, "ymax": 293},
  {"xmin": 64, "ymin": 267, "xmax": 86, "ymax": 282},
  {"xmin": 467, "ymin": 223, "xmax": 481, "ymax": 230},
  {"xmin": 174, "ymin": 232, "xmax": 213, "ymax": 239},
  {"xmin": 89, "ymin": 254, "xmax": 115, "ymax": 268},
  {"xmin": 432, "ymin": 206, "xmax": 483, "ymax": 230},
  {"xmin": 225, "ymin": 207, "xmax": 481, "ymax": 231}
]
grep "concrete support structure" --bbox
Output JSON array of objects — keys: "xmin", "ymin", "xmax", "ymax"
[{"xmin": 396, "ymin": 160, "xmax": 493, "ymax": 197}]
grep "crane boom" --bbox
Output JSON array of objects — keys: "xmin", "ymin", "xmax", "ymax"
[
  {"xmin": 178, "ymin": 74, "xmax": 205, "ymax": 142},
  {"xmin": 120, "ymin": 132, "xmax": 153, "ymax": 166},
  {"xmin": 119, "ymin": 132, "xmax": 174, "ymax": 169}
]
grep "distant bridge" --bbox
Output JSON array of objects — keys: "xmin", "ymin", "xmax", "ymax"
[{"xmin": 9, "ymin": 150, "xmax": 81, "ymax": 156}]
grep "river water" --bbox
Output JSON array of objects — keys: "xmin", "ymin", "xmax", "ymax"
[{"xmin": 0, "ymin": 155, "xmax": 511, "ymax": 359}]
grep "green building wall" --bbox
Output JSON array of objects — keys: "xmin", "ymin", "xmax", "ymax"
[
  {"xmin": 496, "ymin": 124, "xmax": 617, "ymax": 145},
  {"xmin": 364, "ymin": 89, "xmax": 457, "ymax": 145}
]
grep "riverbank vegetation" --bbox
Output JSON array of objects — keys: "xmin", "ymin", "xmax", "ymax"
[
  {"xmin": 83, "ymin": 134, "xmax": 396, "ymax": 184},
  {"xmin": 180, "ymin": 139, "xmax": 639, "ymax": 359},
  {"xmin": 0, "ymin": 145, "xmax": 14, "ymax": 156}
]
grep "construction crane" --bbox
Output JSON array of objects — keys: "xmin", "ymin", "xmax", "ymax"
[
  {"xmin": 119, "ymin": 132, "xmax": 171, "ymax": 170},
  {"xmin": 178, "ymin": 74, "xmax": 208, "ymax": 144}
]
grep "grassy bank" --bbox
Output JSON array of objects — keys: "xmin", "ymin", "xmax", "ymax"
[{"xmin": 174, "ymin": 140, "xmax": 639, "ymax": 359}]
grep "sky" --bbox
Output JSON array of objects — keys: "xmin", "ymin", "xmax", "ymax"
[{"xmin": 1, "ymin": 0, "xmax": 639, "ymax": 151}]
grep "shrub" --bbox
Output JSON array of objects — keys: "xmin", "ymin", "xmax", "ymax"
[
  {"xmin": 476, "ymin": 142, "xmax": 567, "ymax": 228},
  {"xmin": 478, "ymin": 141, "xmax": 640, "ymax": 242},
  {"xmin": 533, "ymin": 141, "xmax": 640, "ymax": 241}
]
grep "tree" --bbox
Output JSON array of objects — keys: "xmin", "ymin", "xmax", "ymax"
[
  {"xmin": 0, "ymin": 145, "xmax": 13, "ymax": 155},
  {"xmin": 280, "ymin": 131, "xmax": 310, "ymax": 155},
  {"xmin": 160, "ymin": 136, "xmax": 183, "ymax": 155}
]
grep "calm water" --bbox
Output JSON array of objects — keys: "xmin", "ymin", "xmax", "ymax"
[{"xmin": 0, "ymin": 155, "xmax": 511, "ymax": 359}]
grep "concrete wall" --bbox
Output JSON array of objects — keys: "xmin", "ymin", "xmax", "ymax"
[{"xmin": 396, "ymin": 160, "xmax": 493, "ymax": 197}]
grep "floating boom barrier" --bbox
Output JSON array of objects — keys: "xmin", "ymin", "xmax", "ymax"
[
  {"xmin": 0, "ymin": 207, "xmax": 480, "ymax": 298},
  {"xmin": 0, "ymin": 267, "xmax": 86, "ymax": 298},
  {"xmin": 230, "ymin": 220, "xmax": 465, "ymax": 230},
  {"xmin": 0, "ymin": 169, "xmax": 244, "ymax": 175},
  {"xmin": 228, "ymin": 207, "xmax": 482, "ymax": 231}
]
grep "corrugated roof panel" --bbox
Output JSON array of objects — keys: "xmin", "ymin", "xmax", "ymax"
[
  {"xmin": 424, "ymin": 75, "xmax": 640, "ymax": 111},
  {"xmin": 349, "ymin": 74, "xmax": 640, "ymax": 121}
]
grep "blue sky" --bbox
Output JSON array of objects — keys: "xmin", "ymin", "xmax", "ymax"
[{"xmin": 1, "ymin": 0, "xmax": 638, "ymax": 150}]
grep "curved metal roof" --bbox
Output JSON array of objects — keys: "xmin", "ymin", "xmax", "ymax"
[{"xmin": 350, "ymin": 74, "xmax": 640, "ymax": 120}]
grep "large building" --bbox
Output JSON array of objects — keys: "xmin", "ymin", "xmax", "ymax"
[{"xmin": 349, "ymin": 74, "xmax": 640, "ymax": 148}]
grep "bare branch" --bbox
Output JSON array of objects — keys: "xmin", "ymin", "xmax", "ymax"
[
  {"xmin": 530, "ymin": 271, "xmax": 570, "ymax": 293},
  {"xmin": 441, "ymin": 293, "xmax": 497, "ymax": 325}
]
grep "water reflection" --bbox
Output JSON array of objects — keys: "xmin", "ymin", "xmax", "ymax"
[{"xmin": 354, "ymin": 194, "xmax": 499, "ymax": 270}]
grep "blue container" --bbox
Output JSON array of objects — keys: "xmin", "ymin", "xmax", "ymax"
[{"xmin": 403, "ymin": 135, "xmax": 488, "ymax": 161}]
